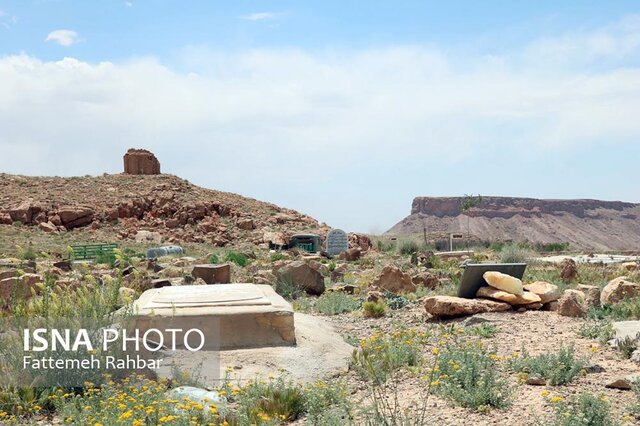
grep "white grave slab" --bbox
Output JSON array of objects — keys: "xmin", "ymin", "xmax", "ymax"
[{"xmin": 132, "ymin": 284, "xmax": 295, "ymax": 350}]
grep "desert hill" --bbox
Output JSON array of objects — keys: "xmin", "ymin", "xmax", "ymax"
[
  {"xmin": 0, "ymin": 172, "xmax": 323, "ymax": 247},
  {"xmin": 386, "ymin": 196, "xmax": 640, "ymax": 251}
]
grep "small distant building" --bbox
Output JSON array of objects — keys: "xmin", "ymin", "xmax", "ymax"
[{"xmin": 288, "ymin": 234, "xmax": 322, "ymax": 253}]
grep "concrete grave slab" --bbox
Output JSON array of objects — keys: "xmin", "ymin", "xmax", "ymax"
[{"xmin": 132, "ymin": 284, "xmax": 295, "ymax": 350}]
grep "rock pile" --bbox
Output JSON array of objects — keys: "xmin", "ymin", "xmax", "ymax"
[
  {"xmin": 424, "ymin": 271, "xmax": 563, "ymax": 318},
  {"xmin": 123, "ymin": 148, "xmax": 161, "ymax": 175}
]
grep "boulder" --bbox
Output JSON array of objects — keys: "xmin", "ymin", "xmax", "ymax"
[
  {"xmin": 135, "ymin": 230, "xmax": 163, "ymax": 244},
  {"xmin": 601, "ymin": 277, "xmax": 640, "ymax": 305},
  {"xmin": 559, "ymin": 258, "xmax": 578, "ymax": 283},
  {"xmin": 53, "ymin": 260, "xmax": 72, "ymax": 272},
  {"xmin": 576, "ymin": 284, "xmax": 601, "ymax": 309},
  {"xmin": 338, "ymin": 248, "xmax": 361, "ymax": 262},
  {"xmin": 57, "ymin": 206, "xmax": 94, "ymax": 229},
  {"xmin": 411, "ymin": 272, "xmax": 440, "ymax": 289},
  {"xmin": 424, "ymin": 296, "xmax": 511, "ymax": 318},
  {"xmin": 622, "ymin": 262, "xmax": 638, "ymax": 271},
  {"xmin": 276, "ymin": 261, "xmax": 325, "ymax": 295},
  {"xmin": 523, "ymin": 281, "xmax": 561, "ymax": 304},
  {"xmin": 151, "ymin": 278, "xmax": 172, "ymax": 289},
  {"xmin": 0, "ymin": 273, "xmax": 43, "ymax": 304},
  {"xmin": 348, "ymin": 233, "xmax": 373, "ymax": 252},
  {"xmin": 483, "ymin": 271, "xmax": 524, "ymax": 295},
  {"xmin": 236, "ymin": 218, "xmax": 255, "ymax": 230},
  {"xmin": 191, "ymin": 264, "xmax": 232, "ymax": 284},
  {"xmin": 367, "ymin": 290, "xmax": 385, "ymax": 303},
  {"xmin": 370, "ymin": 266, "xmax": 416, "ymax": 294},
  {"xmin": 557, "ymin": 289, "xmax": 586, "ymax": 317},
  {"xmin": 476, "ymin": 286, "xmax": 541, "ymax": 305},
  {"xmin": 123, "ymin": 148, "xmax": 161, "ymax": 175},
  {"xmin": 38, "ymin": 221, "xmax": 57, "ymax": 233},
  {"xmin": 524, "ymin": 302, "xmax": 544, "ymax": 310},
  {"xmin": 0, "ymin": 269, "xmax": 18, "ymax": 281},
  {"xmin": 253, "ymin": 270, "xmax": 277, "ymax": 285}
]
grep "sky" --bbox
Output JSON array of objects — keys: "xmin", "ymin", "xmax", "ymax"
[{"xmin": 1, "ymin": 1, "xmax": 640, "ymax": 233}]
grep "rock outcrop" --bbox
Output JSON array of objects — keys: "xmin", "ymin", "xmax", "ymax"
[
  {"xmin": 386, "ymin": 196, "xmax": 640, "ymax": 250},
  {"xmin": 123, "ymin": 148, "xmax": 161, "ymax": 175},
  {"xmin": 370, "ymin": 266, "xmax": 415, "ymax": 294}
]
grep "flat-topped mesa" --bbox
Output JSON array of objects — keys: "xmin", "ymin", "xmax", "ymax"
[
  {"xmin": 411, "ymin": 196, "xmax": 637, "ymax": 219},
  {"xmin": 123, "ymin": 148, "xmax": 161, "ymax": 175}
]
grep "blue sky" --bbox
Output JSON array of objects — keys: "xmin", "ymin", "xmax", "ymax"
[{"xmin": 1, "ymin": 1, "xmax": 640, "ymax": 232}]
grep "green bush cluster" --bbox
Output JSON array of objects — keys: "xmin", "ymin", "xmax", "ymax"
[
  {"xmin": 431, "ymin": 339, "xmax": 512, "ymax": 410},
  {"xmin": 315, "ymin": 292, "xmax": 361, "ymax": 316},
  {"xmin": 508, "ymin": 344, "xmax": 585, "ymax": 385}
]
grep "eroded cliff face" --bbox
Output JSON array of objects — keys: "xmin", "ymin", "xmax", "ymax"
[
  {"xmin": 388, "ymin": 196, "xmax": 640, "ymax": 250},
  {"xmin": 410, "ymin": 197, "xmax": 637, "ymax": 219}
]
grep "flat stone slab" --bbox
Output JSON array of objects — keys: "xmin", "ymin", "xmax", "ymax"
[{"xmin": 132, "ymin": 284, "xmax": 295, "ymax": 350}]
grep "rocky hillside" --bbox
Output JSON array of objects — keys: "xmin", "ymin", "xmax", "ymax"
[
  {"xmin": 0, "ymin": 173, "xmax": 324, "ymax": 246},
  {"xmin": 386, "ymin": 196, "xmax": 640, "ymax": 251}
]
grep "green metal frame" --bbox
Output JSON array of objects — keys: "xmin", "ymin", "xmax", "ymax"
[{"xmin": 71, "ymin": 243, "xmax": 118, "ymax": 260}]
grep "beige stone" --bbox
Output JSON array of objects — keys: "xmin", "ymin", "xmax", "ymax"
[
  {"xmin": 476, "ymin": 286, "xmax": 541, "ymax": 305},
  {"xmin": 557, "ymin": 289, "xmax": 586, "ymax": 317},
  {"xmin": 576, "ymin": 284, "xmax": 601, "ymax": 309},
  {"xmin": 132, "ymin": 284, "xmax": 295, "ymax": 350},
  {"xmin": 483, "ymin": 271, "xmax": 524, "ymax": 295},
  {"xmin": 424, "ymin": 295, "xmax": 511, "ymax": 318},
  {"xmin": 370, "ymin": 265, "xmax": 415, "ymax": 294},
  {"xmin": 601, "ymin": 276, "xmax": 640, "ymax": 305},
  {"xmin": 523, "ymin": 281, "xmax": 561, "ymax": 303},
  {"xmin": 192, "ymin": 264, "xmax": 231, "ymax": 284}
]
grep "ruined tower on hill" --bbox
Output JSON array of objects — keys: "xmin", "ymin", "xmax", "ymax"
[{"xmin": 123, "ymin": 148, "xmax": 161, "ymax": 175}]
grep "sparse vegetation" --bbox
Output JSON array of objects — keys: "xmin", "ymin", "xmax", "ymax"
[
  {"xmin": 362, "ymin": 301, "xmax": 387, "ymax": 318},
  {"xmin": 547, "ymin": 392, "xmax": 619, "ymax": 426},
  {"xmin": 499, "ymin": 243, "xmax": 534, "ymax": 264},
  {"xmin": 432, "ymin": 336, "xmax": 512, "ymax": 410},
  {"xmin": 468, "ymin": 323, "xmax": 499, "ymax": 338},
  {"xmin": 580, "ymin": 320, "xmax": 614, "ymax": 344},
  {"xmin": 315, "ymin": 292, "xmax": 361, "ymax": 316},
  {"xmin": 508, "ymin": 344, "xmax": 585, "ymax": 385}
]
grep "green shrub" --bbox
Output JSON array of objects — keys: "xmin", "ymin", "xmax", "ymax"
[
  {"xmin": 580, "ymin": 320, "xmax": 614, "ymax": 344},
  {"xmin": 236, "ymin": 377, "xmax": 306, "ymax": 423},
  {"xmin": 383, "ymin": 292, "xmax": 410, "ymax": 310},
  {"xmin": 499, "ymin": 243, "xmax": 534, "ymax": 264},
  {"xmin": 224, "ymin": 252, "xmax": 249, "ymax": 267},
  {"xmin": 508, "ymin": 344, "xmax": 585, "ymax": 385},
  {"xmin": 548, "ymin": 392, "xmax": 618, "ymax": 426},
  {"xmin": 315, "ymin": 292, "xmax": 361, "ymax": 316},
  {"xmin": 432, "ymin": 340, "xmax": 512, "ymax": 410},
  {"xmin": 303, "ymin": 380, "xmax": 353, "ymax": 425},
  {"xmin": 274, "ymin": 277, "xmax": 303, "ymax": 300},
  {"xmin": 617, "ymin": 336, "xmax": 637, "ymax": 359},
  {"xmin": 468, "ymin": 323, "xmax": 499, "ymax": 338},
  {"xmin": 208, "ymin": 253, "xmax": 220, "ymax": 264},
  {"xmin": 375, "ymin": 239, "xmax": 396, "ymax": 252},
  {"xmin": 270, "ymin": 252, "xmax": 286, "ymax": 262},
  {"xmin": 589, "ymin": 299, "xmax": 640, "ymax": 321},
  {"xmin": 351, "ymin": 329, "xmax": 427, "ymax": 384},
  {"xmin": 398, "ymin": 240, "xmax": 420, "ymax": 256},
  {"xmin": 362, "ymin": 301, "xmax": 386, "ymax": 318}
]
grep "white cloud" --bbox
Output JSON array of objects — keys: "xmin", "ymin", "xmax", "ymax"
[
  {"xmin": 125, "ymin": 1, "xmax": 133, "ymax": 7},
  {"xmin": 2, "ymin": 16, "xmax": 640, "ymax": 230},
  {"xmin": 240, "ymin": 12, "xmax": 281, "ymax": 21},
  {"xmin": 45, "ymin": 29, "xmax": 79, "ymax": 46},
  {"xmin": 0, "ymin": 9, "xmax": 17, "ymax": 30}
]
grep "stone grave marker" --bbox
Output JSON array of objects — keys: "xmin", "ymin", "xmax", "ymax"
[
  {"xmin": 326, "ymin": 229, "xmax": 349, "ymax": 256},
  {"xmin": 132, "ymin": 284, "xmax": 295, "ymax": 350}
]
